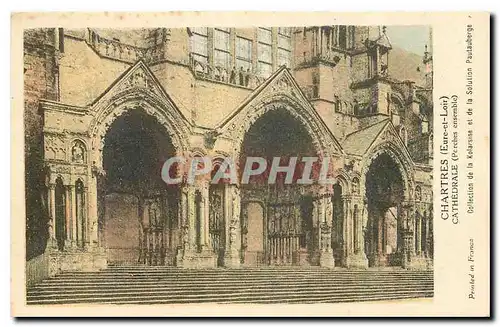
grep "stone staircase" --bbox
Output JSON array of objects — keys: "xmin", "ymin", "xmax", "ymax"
[{"xmin": 26, "ymin": 265, "xmax": 433, "ymax": 305}]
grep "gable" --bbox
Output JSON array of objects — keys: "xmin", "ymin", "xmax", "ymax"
[
  {"xmin": 216, "ymin": 66, "xmax": 343, "ymax": 154},
  {"xmin": 89, "ymin": 60, "xmax": 189, "ymax": 125},
  {"xmin": 367, "ymin": 121, "xmax": 411, "ymax": 159},
  {"xmin": 342, "ymin": 120, "xmax": 389, "ymax": 156},
  {"xmin": 342, "ymin": 119, "xmax": 414, "ymax": 166}
]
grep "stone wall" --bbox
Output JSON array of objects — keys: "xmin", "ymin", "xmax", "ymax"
[
  {"xmin": 59, "ymin": 33, "xmax": 131, "ymax": 106},
  {"xmin": 24, "ymin": 28, "xmax": 59, "ymax": 259}
]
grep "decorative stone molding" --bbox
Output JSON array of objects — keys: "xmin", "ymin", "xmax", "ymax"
[
  {"xmin": 216, "ymin": 68, "xmax": 342, "ymax": 162},
  {"xmin": 361, "ymin": 141, "xmax": 416, "ymax": 202},
  {"xmin": 204, "ymin": 130, "xmax": 221, "ymax": 150},
  {"xmin": 334, "ymin": 172, "xmax": 350, "ymax": 193},
  {"xmin": 224, "ymin": 95, "xmax": 337, "ymax": 160},
  {"xmin": 86, "ymin": 28, "xmax": 170, "ymax": 65},
  {"xmin": 87, "ymin": 61, "xmax": 192, "ymax": 168},
  {"xmin": 89, "ymin": 89, "xmax": 191, "ymax": 169},
  {"xmin": 44, "ymin": 133, "xmax": 67, "ymax": 162},
  {"xmin": 189, "ymin": 53, "xmax": 273, "ymax": 90},
  {"xmin": 40, "ymin": 100, "xmax": 88, "ymax": 116}
]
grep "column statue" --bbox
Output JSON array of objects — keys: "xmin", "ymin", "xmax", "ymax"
[
  {"xmin": 224, "ymin": 185, "xmax": 241, "ymax": 268},
  {"xmin": 318, "ymin": 195, "xmax": 334, "ymax": 268}
]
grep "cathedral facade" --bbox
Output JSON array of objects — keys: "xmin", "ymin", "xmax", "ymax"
[{"xmin": 24, "ymin": 26, "xmax": 434, "ymax": 278}]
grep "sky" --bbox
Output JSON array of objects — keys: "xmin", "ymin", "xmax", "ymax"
[{"xmin": 385, "ymin": 26, "xmax": 431, "ymax": 55}]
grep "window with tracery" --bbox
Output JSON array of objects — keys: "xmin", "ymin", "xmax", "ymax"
[
  {"xmin": 188, "ymin": 27, "xmax": 294, "ymax": 81},
  {"xmin": 189, "ymin": 27, "xmax": 208, "ymax": 65},
  {"xmin": 257, "ymin": 27, "xmax": 273, "ymax": 78},
  {"xmin": 277, "ymin": 27, "xmax": 292, "ymax": 68},
  {"xmin": 236, "ymin": 36, "xmax": 252, "ymax": 71},
  {"xmin": 214, "ymin": 28, "xmax": 231, "ymax": 70}
]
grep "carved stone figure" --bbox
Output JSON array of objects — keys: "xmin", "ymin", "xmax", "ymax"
[
  {"xmin": 231, "ymin": 187, "xmax": 240, "ymax": 223},
  {"xmin": 415, "ymin": 186, "xmax": 422, "ymax": 202},
  {"xmin": 71, "ymin": 141, "xmax": 85, "ymax": 163},
  {"xmin": 352, "ymin": 178, "xmax": 360, "ymax": 195}
]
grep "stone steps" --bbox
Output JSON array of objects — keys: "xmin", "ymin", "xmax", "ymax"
[{"xmin": 27, "ymin": 265, "xmax": 434, "ymax": 305}]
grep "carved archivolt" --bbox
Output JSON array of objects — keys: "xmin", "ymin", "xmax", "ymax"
[
  {"xmin": 43, "ymin": 82, "xmax": 184, "ymax": 192},
  {"xmin": 88, "ymin": 89, "xmax": 191, "ymax": 169},
  {"xmin": 46, "ymin": 167, "xmax": 70, "ymax": 185},
  {"xmin": 222, "ymin": 94, "xmax": 339, "ymax": 161},
  {"xmin": 334, "ymin": 171, "xmax": 350, "ymax": 193},
  {"xmin": 360, "ymin": 141, "xmax": 416, "ymax": 201}
]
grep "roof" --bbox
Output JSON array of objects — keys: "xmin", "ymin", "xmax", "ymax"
[
  {"xmin": 342, "ymin": 119, "xmax": 390, "ymax": 156},
  {"xmin": 374, "ymin": 33, "xmax": 392, "ymax": 49},
  {"xmin": 367, "ymin": 26, "xmax": 392, "ymax": 50}
]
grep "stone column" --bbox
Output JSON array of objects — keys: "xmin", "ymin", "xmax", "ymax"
[
  {"xmin": 223, "ymin": 184, "xmax": 241, "ymax": 268},
  {"xmin": 426, "ymin": 208, "xmax": 434, "ymax": 268},
  {"xmin": 423, "ymin": 213, "xmax": 429, "ymax": 257},
  {"xmin": 64, "ymin": 185, "xmax": 72, "ymax": 249},
  {"xmin": 343, "ymin": 196, "xmax": 351, "ymax": 257},
  {"xmin": 199, "ymin": 181, "xmax": 211, "ymax": 251},
  {"xmin": 339, "ymin": 195, "xmax": 348, "ymax": 265},
  {"xmin": 400, "ymin": 201, "xmax": 421, "ymax": 269},
  {"xmin": 398, "ymin": 203, "xmax": 408, "ymax": 267},
  {"xmin": 88, "ymin": 168, "xmax": 101, "ymax": 249},
  {"xmin": 204, "ymin": 186, "xmax": 211, "ymax": 251},
  {"xmin": 176, "ymin": 184, "xmax": 189, "ymax": 265},
  {"xmin": 357, "ymin": 205, "xmax": 364, "ymax": 254},
  {"xmin": 416, "ymin": 215, "xmax": 422, "ymax": 255},
  {"xmin": 83, "ymin": 186, "xmax": 89, "ymax": 249},
  {"xmin": 47, "ymin": 183, "xmax": 58, "ymax": 250},
  {"xmin": 70, "ymin": 184, "xmax": 77, "ymax": 248},
  {"xmin": 313, "ymin": 191, "xmax": 334, "ymax": 268},
  {"xmin": 195, "ymin": 191, "xmax": 203, "ymax": 251},
  {"xmin": 85, "ymin": 167, "xmax": 107, "ymax": 269},
  {"xmin": 184, "ymin": 184, "xmax": 196, "ymax": 253},
  {"xmin": 178, "ymin": 183, "xmax": 217, "ymax": 269},
  {"xmin": 406, "ymin": 204, "xmax": 429, "ymax": 270},
  {"xmin": 192, "ymin": 181, "xmax": 212, "ymax": 253},
  {"xmin": 376, "ymin": 212, "xmax": 385, "ymax": 265},
  {"xmin": 345, "ymin": 197, "xmax": 368, "ymax": 269}
]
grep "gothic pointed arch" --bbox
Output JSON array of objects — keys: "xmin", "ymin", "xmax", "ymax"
[
  {"xmin": 361, "ymin": 141, "xmax": 415, "ymax": 201},
  {"xmin": 215, "ymin": 66, "xmax": 343, "ymax": 160},
  {"xmin": 343, "ymin": 119, "xmax": 415, "ymax": 200},
  {"xmin": 334, "ymin": 170, "xmax": 350, "ymax": 194},
  {"xmin": 87, "ymin": 60, "xmax": 192, "ymax": 169}
]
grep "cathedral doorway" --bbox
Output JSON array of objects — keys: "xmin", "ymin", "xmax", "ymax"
[
  {"xmin": 365, "ymin": 153, "xmax": 405, "ymax": 267},
  {"xmin": 100, "ymin": 109, "xmax": 179, "ymax": 266},
  {"xmin": 239, "ymin": 108, "xmax": 318, "ymax": 266}
]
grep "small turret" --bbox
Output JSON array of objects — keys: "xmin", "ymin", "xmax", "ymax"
[
  {"xmin": 365, "ymin": 25, "xmax": 392, "ymax": 78},
  {"xmin": 423, "ymin": 29, "xmax": 433, "ymax": 88}
]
